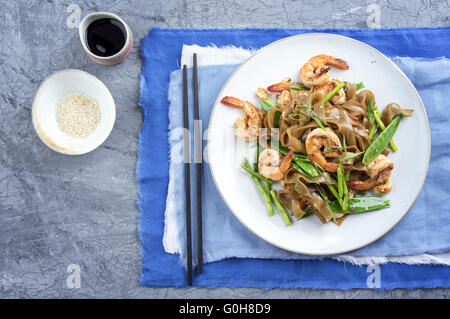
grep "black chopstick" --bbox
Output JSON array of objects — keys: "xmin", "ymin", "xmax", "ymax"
[
  {"xmin": 182, "ymin": 64, "xmax": 193, "ymax": 285},
  {"xmin": 193, "ymin": 53, "xmax": 203, "ymax": 274}
]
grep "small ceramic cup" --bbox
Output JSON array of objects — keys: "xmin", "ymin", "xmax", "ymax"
[{"xmin": 79, "ymin": 12, "xmax": 133, "ymax": 65}]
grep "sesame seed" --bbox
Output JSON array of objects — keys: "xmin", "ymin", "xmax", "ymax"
[{"xmin": 56, "ymin": 93, "xmax": 101, "ymax": 138}]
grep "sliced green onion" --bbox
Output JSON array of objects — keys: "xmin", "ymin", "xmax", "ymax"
[
  {"xmin": 260, "ymin": 99, "xmax": 275, "ymax": 113},
  {"xmin": 312, "ymin": 115, "xmax": 325, "ymax": 129},
  {"xmin": 287, "ymin": 113, "xmax": 306, "ymax": 121},
  {"xmin": 342, "ymin": 151, "xmax": 364, "ymax": 161},
  {"xmin": 337, "ymin": 162, "xmax": 344, "ymax": 199}
]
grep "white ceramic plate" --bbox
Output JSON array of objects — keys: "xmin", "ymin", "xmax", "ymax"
[
  {"xmin": 32, "ymin": 69, "xmax": 116, "ymax": 155},
  {"xmin": 208, "ymin": 33, "xmax": 430, "ymax": 255}
]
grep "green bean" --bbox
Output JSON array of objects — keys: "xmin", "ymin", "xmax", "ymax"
[
  {"xmin": 264, "ymin": 182, "xmax": 274, "ymax": 216},
  {"xmin": 368, "ymin": 122, "xmax": 377, "ymax": 140},
  {"xmin": 270, "ymin": 190, "xmax": 292, "ymax": 226},
  {"xmin": 343, "ymin": 174, "xmax": 348, "ymax": 195},
  {"xmin": 251, "ymin": 175, "xmax": 274, "ymax": 216},
  {"xmin": 273, "ymin": 110, "xmax": 281, "ymax": 128},
  {"xmin": 327, "ymin": 184, "xmax": 343, "ymax": 208},
  {"xmin": 287, "ymin": 84, "xmax": 309, "ymax": 91},
  {"xmin": 342, "ymin": 193, "xmax": 349, "ymax": 211},
  {"xmin": 324, "ymin": 82, "xmax": 346, "ymax": 103},
  {"xmin": 260, "ymin": 99, "xmax": 275, "ymax": 113},
  {"xmin": 329, "ymin": 196, "xmax": 390, "ymax": 214},
  {"xmin": 342, "ymin": 171, "xmax": 349, "ymax": 210},
  {"xmin": 241, "ymin": 163, "xmax": 274, "ymax": 185},
  {"xmin": 374, "ymin": 111, "xmax": 398, "ymax": 152},
  {"xmin": 337, "ymin": 162, "xmax": 344, "ymax": 199},
  {"xmin": 362, "ymin": 115, "xmax": 401, "ymax": 165},
  {"xmin": 242, "ymin": 159, "xmax": 274, "ymax": 216},
  {"xmin": 315, "ymin": 185, "xmax": 335, "ymax": 222},
  {"xmin": 254, "ymin": 140, "xmax": 259, "ymax": 172},
  {"xmin": 367, "ymin": 98, "xmax": 375, "ymax": 124}
]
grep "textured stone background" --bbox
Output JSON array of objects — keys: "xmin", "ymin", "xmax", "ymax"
[{"xmin": 0, "ymin": 0, "xmax": 449, "ymax": 298}]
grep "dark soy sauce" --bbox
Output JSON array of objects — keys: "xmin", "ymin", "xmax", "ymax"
[{"xmin": 86, "ymin": 18, "xmax": 126, "ymax": 57}]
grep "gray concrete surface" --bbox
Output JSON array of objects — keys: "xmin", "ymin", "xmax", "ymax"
[{"xmin": 0, "ymin": 0, "xmax": 449, "ymax": 298}]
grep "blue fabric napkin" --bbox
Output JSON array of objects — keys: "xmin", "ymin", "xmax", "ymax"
[
  {"xmin": 139, "ymin": 28, "xmax": 450, "ymax": 289},
  {"xmin": 168, "ymin": 58, "xmax": 450, "ymax": 267}
]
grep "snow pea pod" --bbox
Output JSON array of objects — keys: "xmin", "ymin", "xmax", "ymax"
[
  {"xmin": 329, "ymin": 196, "xmax": 390, "ymax": 214},
  {"xmin": 362, "ymin": 115, "xmax": 401, "ymax": 165},
  {"xmin": 277, "ymin": 144, "xmax": 320, "ymax": 177}
]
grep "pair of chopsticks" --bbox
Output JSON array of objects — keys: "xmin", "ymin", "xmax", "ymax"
[{"xmin": 182, "ymin": 53, "xmax": 203, "ymax": 285}]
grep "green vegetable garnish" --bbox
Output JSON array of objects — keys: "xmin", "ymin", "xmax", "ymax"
[
  {"xmin": 367, "ymin": 98, "xmax": 375, "ymax": 124},
  {"xmin": 311, "ymin": 115, "xmax": 325, "ymax": 129},
  {"xmin": 362, "ymin": 115, "xmax": 402, "ymax": 165},
  {"xmin": 243, "ymin": 158, "xmax": 274, "ymax": 216},
  {"xmin": 374, "ymin": 111, "xmax": 398, "ymax": 152},
  {"xmin": 324, "ymin": 82, "xmax": 346, "ymax": 103},
  {"xmin": 368, "ymin": 122, "xmax": 377, "ymax": 140},
  {"xmin": 241, "ymin": 162, "xmax": 274, "ymax": 185},
  {"xmin": 270, "ymin": 190, "xmax": 292, "ymax": 226},
  {"xmin": 273, "ymin": 110, "xmax": 281, "ymax": 128},
  {"xmin": 329, "ymin": 196, "xmax": 390, "ymax": 214},
  {"xmin": 354, "ymin": 82, "xmax": 365, "ymax": 91},
  {"xmin": 276, "ymin": 144, "xmax": 320, "ymax": 178},
  {"xmin": 342, "ymin": 152, "xmax": 364, "ymax": 161},
  {"xmin": 260, "ymin": 99, "xmax": 275, "ymax": 113},
  {"xmin": 287, "ymin": 84, "xmax": 309, "ymax": 91}
]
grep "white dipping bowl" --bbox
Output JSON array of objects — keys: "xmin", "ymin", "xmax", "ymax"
[{"xmin": 32, "ymin": 69, "xmax": 116, "ymax": 155}]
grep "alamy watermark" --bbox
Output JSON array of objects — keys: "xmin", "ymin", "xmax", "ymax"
[
  {"xmin": 66, "ymin": 264, "xmax": 81, "ymax": 289},
  {"xmin": 66, "ymin": 4, "xmax": 81, "ymax": 29},
  {"xmin": 366, "ymin": 264, "xmax": 381, "ymax": 288},
  {"xmin": 332, "ymin": 3, "xmax": 381, "ymax": 28}
]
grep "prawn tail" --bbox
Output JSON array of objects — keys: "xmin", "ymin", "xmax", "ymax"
[
  {"xmin": 280, "ymin": 149, "xmax": 294, "ymax": 174},
  {"xmin": 221, "ymin": 96, "xmax": 245, "ymax": 109},
  {"xmin": 267, "ymin": 82, "xmax": 292, "ymax": 92},
  {"xmin": 329, "ymin": 57, "xmax": 349, "ymax": 70}
]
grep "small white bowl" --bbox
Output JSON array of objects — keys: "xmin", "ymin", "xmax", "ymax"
[{"xmin": 32, "ymin": 69, "xmax": 116, "ymax": 155}]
